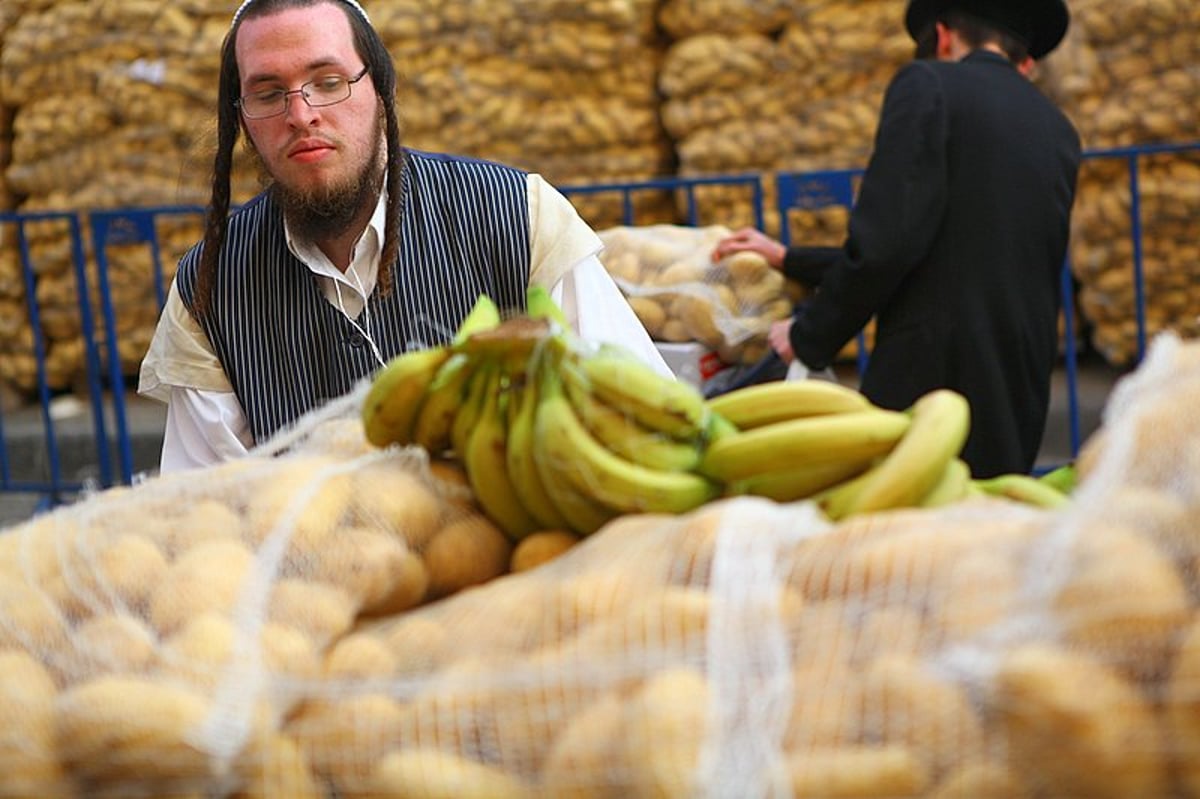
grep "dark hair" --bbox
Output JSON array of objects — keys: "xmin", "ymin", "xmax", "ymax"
[
  {"xmin": 193, "ymin": 0, "xmax": 404, "ymax": 319},
  {"xmin": 940, "ymin": 10, "xmax": 1032, "ymax": 65}
]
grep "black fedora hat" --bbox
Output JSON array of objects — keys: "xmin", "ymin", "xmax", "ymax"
[{"xmin": 905, "ymin": 0, "xmax": 1070, "ymax": 59}]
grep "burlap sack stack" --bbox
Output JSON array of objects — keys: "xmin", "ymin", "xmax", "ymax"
[
  {"xmin": 1040, "ymin": 0, "xmax": 1200, "ymax": 367},
  {"xmin": 0, "ymin": 0, "xmax": 258, "ymax": 396},
  {"xmin": 372, "ymin": 0, "xmax": 678, "ymax": 231},
  {"xmin": 659, "ymin": 0, "xmax": 910, "ymax": 246}
]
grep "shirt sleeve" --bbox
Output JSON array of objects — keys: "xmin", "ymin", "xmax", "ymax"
[
  {"xmin": 138, "ymin": 279, "xmax": 234, "ymax": 401},
  {"xmin": 526, "ymin": 172, "xmax": 604, "ymax": 291},
  {"xmin": 158, "ymin": 386, "xmax": 254, "ymax": 473},
  {"xmin": 789, "ymin": 61, "xmax": 950, "ymax": 370},
  {"xmin": 552, "ymin": 254, "xmax": 675, "ymax": 379}
]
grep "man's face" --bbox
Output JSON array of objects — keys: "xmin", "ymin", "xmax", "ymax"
[{"xmin": 235, "ymin": 3, "xmax": 384, "ymax": 233}]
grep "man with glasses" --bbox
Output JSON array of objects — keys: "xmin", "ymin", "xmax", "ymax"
[
  {"xmin": 139, "ymin": 0, "xmax": 670, "ymax": 472},
  {"xmin": 711, "ymin": 0, "xmax": 1081, "ymax": 478}
]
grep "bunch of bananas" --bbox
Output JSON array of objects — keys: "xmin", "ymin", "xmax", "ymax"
[
  {"xmin": 362, "ymin": 288, "xmax": 724, "ymax": 540},
  {"xmin": 362, "ymin": 290, "xmax": 1072, "ymax": 539}
]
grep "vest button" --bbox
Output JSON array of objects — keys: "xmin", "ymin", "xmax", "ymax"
[{"xmin": 348, "ymin": 333, "xmax": 366, "ymax": 348}]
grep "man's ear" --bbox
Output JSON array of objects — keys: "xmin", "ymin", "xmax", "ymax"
[
  {"xmin": 1017, "ymin": 56, "xmax": 1037, "ymax": 79},
  {"xmin": 934, "ymin": 21, "xmax": 956, "ymax": 60}
]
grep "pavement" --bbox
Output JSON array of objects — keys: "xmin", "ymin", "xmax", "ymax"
[{"xmin": 0, "ymin": 355, "xmax": 1129, "ymax": 529}]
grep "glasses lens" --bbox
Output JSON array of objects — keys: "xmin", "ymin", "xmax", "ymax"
[{"xmin": 306, "ymin": 76, "xmax": 350, "ymax": 107}]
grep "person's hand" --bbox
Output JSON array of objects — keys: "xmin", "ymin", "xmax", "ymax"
[
  {"xmin": 711, "ymin": 227, "xmax": 787, "ymax": 270},
  {"xmin": 768, "ymin": 318, "xmax": 795, "ymax": 362}
]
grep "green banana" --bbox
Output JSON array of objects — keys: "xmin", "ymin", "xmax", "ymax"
[
  {"xmin": 1037, "ymin": 463, "xmax": 1078, "ymax": 494},
  {"xmin": 533, "ymin": 363, "xmax": 720, "ymax": 516},
  {"xmin": 462, "ymin": 364, "xmax": 541, "ymax": 540},
  {"xmin": 828, "ymin": 388, "xmax": 972, "ymax": 517},
  {"xmin": 410, "ymin": 352, "xmax": 476, "ymax": 456},
  {"xmin": 918, "ymin": 458, "xmax": 973, "ymax": 508},
  {"xmin": 506, "ymin": 356, "xmax": 574, "ymax": 532},
  {"xmin": 973, "ymin": 473, "xmax": 1071, "ymax": 510},
  {"xmin": 561, "ymin": 358, "xmax": 703, "ymax": 473},
  {"xmin": 453, "ymin": 293, "xmax": 502, "ymax": 345},
  {"xmin": 526, "ymin": 283, "xmax": 569, "ymax": 330},
  {"xmin": 726, "ymin": 457, "xmax": 873, "ymax": 503},
  {"xmin": 706, "ymin": 380, "xmax": 872, "ymax": 430},
  {"xmin": 362, "ymin": 345, "xmax": 451, "ymax": 448},
  {"xmin": 574, "ymin": 344, "xmax": 711, "ymax": 440},
  {"xmin": 698, "ymin": 409, "xmax": 912, "ymax": 484}
]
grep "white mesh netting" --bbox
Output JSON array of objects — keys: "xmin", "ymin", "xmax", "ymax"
[{"xmin": 2, "ymin": 333, "xmax": 1200, "ymax": 797}]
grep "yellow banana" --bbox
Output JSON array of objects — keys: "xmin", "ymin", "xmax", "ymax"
[
  {"xmin": 362, "ymin": 345, "xmax": 451, "ymax": 448},
  {"xmin": 449, "ymin": 359, "xmax": 497, "ymax": 459},
  {"xmin": 698, "ymin": 409, "xmax": 912, "ymax": 484},
  {"xmin": 506, "ymin": 360, "xmax": 574, "ymax": 532},
  {"xmin": 462, "ymin": 365, "xmax": 541, "ymax": 540},
  {"xmin": 410, "ymin": 353, "xmax": 476, "ymax": 456},
  {"xmin": 561, "ymin": 358, "xmax": 703, "ymax": 473},
  {"xmin": 726, "ymin": 457, "xmax": 873, "ymax": 503},
  {"xmin": 829, "ymin": 388, "xmax": 971, "ymax": 516},
  {"xmin": 973, "ymin": 473, "xmax": 1070, "ymax": 509},
  {"xmin": 574, "ymin": 345, "xmax": 711, "ymax": 440},
  {"xmin": 533, "ymin": 365, "xmax": 720, "ymax": 516},
  {"xmin": 918, "ymin": 458, "xmax": 972, "ymax": 508},
  {"xmin": 706, "ymin": 380, "xmax": 872, "ymax": 429},
  {"xmin": 1037, "ymin": 463, "xmax": 1078, "ymax": 494}
]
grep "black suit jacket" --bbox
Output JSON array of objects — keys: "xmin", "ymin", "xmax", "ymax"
[{"xmin": 784, "ymin": 50, "xmax": 1081, "ymax": 477}]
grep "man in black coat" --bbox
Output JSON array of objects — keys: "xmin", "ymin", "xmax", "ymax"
[{"xmin": 713, "ymin": 0, "xmax": 1081, "ymax": 478}]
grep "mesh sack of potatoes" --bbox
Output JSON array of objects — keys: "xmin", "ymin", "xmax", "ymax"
[
  {"xmin": 383, "ymin": 0, "xmax": 676, "ymax": 231},
  {"xmin": 661, "ymin": 1, "xmax": 909, "ymax": 237},
  {"xmin": 1039, "ymin": 2, "xmax": 1200, "ymax": 367},
  {"xmin": 597, "ymin": 224, "xmax": 806, "ymax": 365},
  {"xmin": 0, "ymin": 386, "xmax": 533, "ymax": 797},
  {"xmin": 6, "ymin": 334, "xmax": 1200, "ymax": 796}
]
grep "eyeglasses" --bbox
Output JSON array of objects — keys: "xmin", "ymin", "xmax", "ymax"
[{"xmin": 236, "ymin": 65, "xmax": 370, "ymax": 119}]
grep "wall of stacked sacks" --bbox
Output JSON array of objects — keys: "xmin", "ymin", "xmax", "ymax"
[{"xmin": 0, "ymin": 0, "xmax": 1196, "ymax": 396}]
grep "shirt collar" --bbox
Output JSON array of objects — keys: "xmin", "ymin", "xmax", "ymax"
[{"xmin": 283, "ymin": 184, "xmax": 388, "ymax": 286}]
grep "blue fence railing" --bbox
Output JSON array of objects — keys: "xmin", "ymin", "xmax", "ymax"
[{"xmin": 0, "ymin": 141, "xmax": 1196, "ymax": 513}]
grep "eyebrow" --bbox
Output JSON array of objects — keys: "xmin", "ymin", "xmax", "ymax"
[{"xmin": 242, "ymin": 58, "xmax": 348, "ymax": 85}]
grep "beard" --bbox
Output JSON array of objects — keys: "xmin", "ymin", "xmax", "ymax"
[{"xmin": 251, "ymin": 115, "xmax": 387, "ymax": 241}]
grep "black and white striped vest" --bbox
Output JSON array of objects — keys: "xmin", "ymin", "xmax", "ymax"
[{"xmin": 176, "ymin": 148, "xmax": 531, "ymax": 443}]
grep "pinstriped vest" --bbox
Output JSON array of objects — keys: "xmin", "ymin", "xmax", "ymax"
[{"xmin": 175, "ymin": 149, "xmax": 530, "ymax": 443}]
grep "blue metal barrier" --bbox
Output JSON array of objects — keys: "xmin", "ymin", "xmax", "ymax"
[{"xmin": 0, "ymin": 143, "xmax": 1196, "ymax": 513}]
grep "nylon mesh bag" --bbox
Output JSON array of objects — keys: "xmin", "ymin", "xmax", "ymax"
[{"xmin": 2, "ymin": 333, "xmax": 1200, "ymax": 797}]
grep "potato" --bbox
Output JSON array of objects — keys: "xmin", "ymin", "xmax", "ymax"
[
  {"xmin": 307, "ymin": 526, "xmax": 413, "ymax": 611},
  {"xmin": 244, "ymin": 457, "xmax": 355, "ymax": 545},
  {"xmin": 324, "ymin": 631, "xmax": 397, "ymax": 680},
  {"xmin": 1052, "ymin": 523, "xmax": 1191, "ymax": 681},
  {"xmin": 231, "ymin": 733, "xmax": 323, "ymax": 799},
  {"xmin": 0, "ymin": 650, "xmax": 72, "ymax": 797},
  {"xmin": 991, "ymin": 644, "xmax": 1168, "ymax": 799},
  {"xmin": 56, "ymin": 675, "xmax": 213, "ymax": 788},
  {"xmin": 55, "ymin": 532, "xmax": 168, "ymax": 619},
  {"xmin": 423, "ymin": 514, "xmax": 512, "ymax": 599},
  {"xmin": 628, "ymin": 295, "xmax": 668, "ymax": 337},
  {"xmin": 540, "ymin": 691, "xmax": 628, "ymax": 799},
  {"xmin": 71, "ymin": 612, "xmax": 159, "ymax": 676},
  {"xmin": 268, "ymin": 578, "xmax": 357, "ymax": 643},
  {"xmin": 620, "ymin": 668, "xmax": 709, "ymax": 797},
  {"xmin": 164, "ymin": 499, "xmax": 242, "ymax": 557},
  {"xmin": 928, "ymin": 762, "xmax": 1031, "ymax": 799},
  {"xmin": 289, "ymin": 694, "xmax": 408, "ymax": 792},
  {"xmin": 510, "ymin": 530, "xmax": 581, "ymax": 573},
  {"xmin": 0, "ymin": 575, "xmax": 70, "ymax": 656},
  {"xmin": 367, "ymin": 748, "xmax": 529, "ymax": 799},
  {"xmin": 352, "ymin": 461, "xmax": 446, "ymax": 548},
  {"xmin": 148, "ymin": 538, "xmax": 254, "ymax": 635},
  {"xmin": 774, "ymin": 746, "xmax": 929, "ymax": 798}
]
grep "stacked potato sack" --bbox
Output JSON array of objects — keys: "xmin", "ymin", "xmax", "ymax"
[
  {"xmin": 0, "ymin": 0, "xmax": 258, "ymax": 394},
  {"xmin": 369, "ymin": 0, "xmax": 678, "ymax": 230},
  {"xmin": 659, "ymin": 0, "xmax": 910, "ymax": 237},
  {"xmin": 1039, "ymin": 0, "xmax": 1200, "ymax": 366},
  {"xmin": 4, "ymin": 333, "xmax": 1200, "ymax": 796}
]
